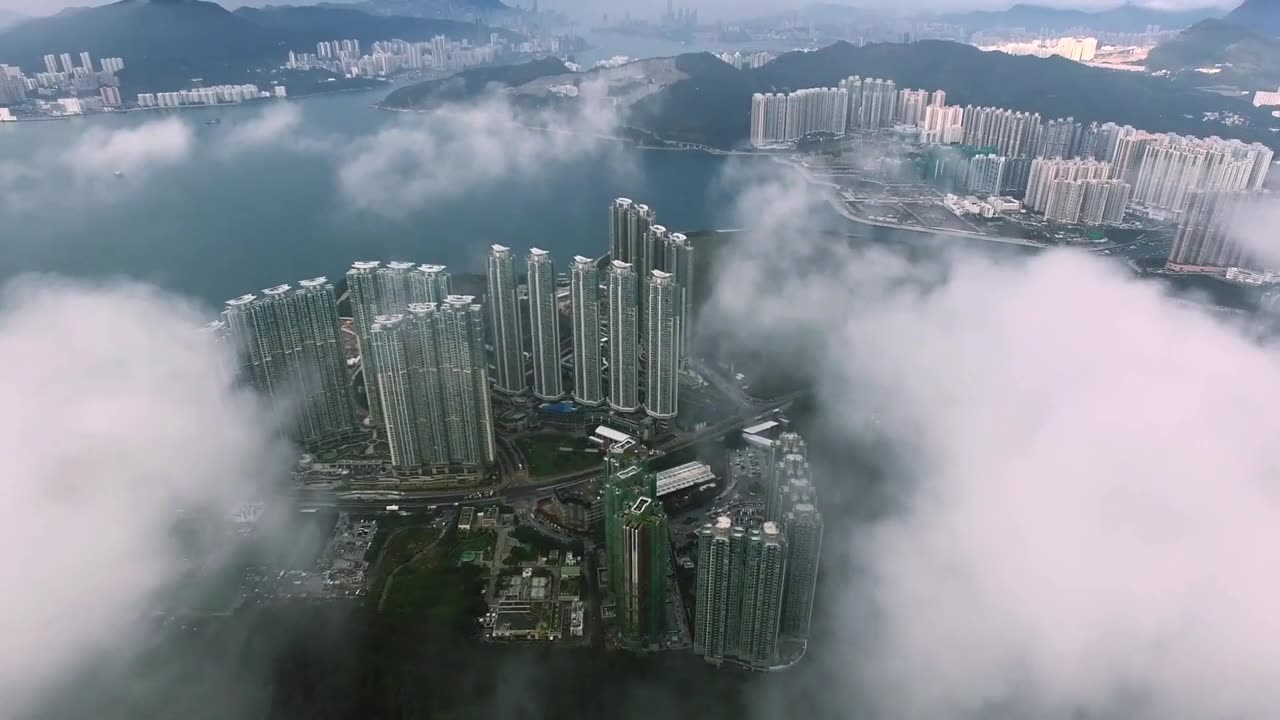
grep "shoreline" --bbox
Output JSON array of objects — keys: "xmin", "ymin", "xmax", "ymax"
[
  {"xmin": 775, "ymin": 155, "xmax": 1048, "ymax": 248},
  {"xmin": 1, "ymin": 82, "xmax": 390, "ymax": 125}
]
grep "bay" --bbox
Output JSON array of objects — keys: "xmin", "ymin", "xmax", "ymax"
[{"xmin": 0, "ymin": 88, "xmax": 753, "ymax": 309}]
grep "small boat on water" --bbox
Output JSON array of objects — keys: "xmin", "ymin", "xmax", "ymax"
[
  {"xmin": 113, "ymin": 170, "xmax": 125, "ymax": 178},
  {"xmin": 205, "ymin": 118, "xmax": 221, "ymax": 125}
]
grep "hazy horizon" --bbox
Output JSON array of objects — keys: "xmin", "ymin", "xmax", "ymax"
[{"xmin": 0, "ymin": 0, "xmax": 1242, "ymax": 20}]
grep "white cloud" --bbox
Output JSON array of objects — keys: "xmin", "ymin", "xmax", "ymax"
[
  {"xmin": 337, "ymin": 89, "xmax": 631, "ymax": 218},
  {"xmin": 0, "ymin": 116, "xmax": 194, "ymax": 211},
  {"xmin": 0, "ymin": 276, "xmax": 290, "ymax": 717},
  {"xmin": 65, "ymin": 116, "xmax": 194, "ymax": 179},
  {"xmin": 219, "ymin": 103, "xmax": 318, "ymax": 154},
  {"xmin": 707, "ymin": 166, "xmax": 1280, "ymax": 720}
]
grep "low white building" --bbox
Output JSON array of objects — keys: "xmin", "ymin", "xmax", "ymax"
[{"xmin": 1253, "ymin": 90, "xmax": 1280, "ymax": 107}]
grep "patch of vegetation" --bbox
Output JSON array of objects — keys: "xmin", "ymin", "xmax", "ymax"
[
  {"xmin": 381, "ymin": 557, "xmax": 487, "ymax": 632},
  {"xmin": 367, "ymin": 526, "xmax": 440, "ymax": 599},
  {"xmin": 517, "ymin": 435, "xmax": 601, "ymax": 478},
  {"xmin": 503, "ymin": 525, "xmax": 571, "ymax": 565},
  {"xmin": 451, "ymin": 530, "xmax": 497, "ymax": 564}
]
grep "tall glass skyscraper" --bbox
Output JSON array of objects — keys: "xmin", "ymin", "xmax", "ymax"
[
  {"xmin": 620, "ymin": 496, "xmax": 669, "ymax": 648},
  {"xmin": 527, "ymin": 248, "xmax": 563, "ymax": 401},
  {"xmin": 608, "ymin": 197, "xmax": 654, "ymax": 267},
  {"xmin": 695, "ymin": 517, "xmax": 739, "ymax": 661},
  {"xmin": 346, "ymin": 261, "xmax": 385, "ymax": 423},
  {"xmin": 781, "ymin": 504, "xmax": 823, "ymax": 641},
  {"xmin": 644, "ymin": 270, "xmax": 680, "ymax": 419},
  {"xmin": 346, "ymin": 260, "xmax": 453, "ymax": 426},
  {"xmin": 607, "ymin": 260, "xmax": 640, "ymax": 413},
  {"xmin": 570, "ymin": 256, "xmax": 604, "ymax": 406},
  {"xmin": 695, "ymin": 516, "xmax": 788, "ymax": 668},
  {"xmin": 738, "ymin": 522, "xmax": 787, "ymax": 665},
  {"xmin": 222, "ymin": 277, "xmax": 356, "ymax": 445},
  {"xmin": 357, "ymin": 298, "xmax": 496, "ymax": 469},
  {"xmin": 436, "ymin": 296, "xmax": 497, "ymax": 466},
  {"xmin": 664, "ymin": 231, "xmax": 694, "ymax": 354},
  {"xmin": 409, "ymin": 264, "xmax": 451, "ymax": 305},
  {"xmin": 369, "ymin": 314, "xmax": 418, "ymax": 467},
  {"xmin": 609, "ymin": 197, "xmax": 635, "ymax": 264},
  {"xmin": 487, "ymin": 244, "xmax": 526, "ymax": 394},
  {"xmin": 603, "ymin": 449, "xmax": 667, "ymax": 648}
]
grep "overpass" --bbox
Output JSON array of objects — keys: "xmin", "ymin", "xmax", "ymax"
[{"xmin": 292, "ymin": 393, "xmax": 803, "ymax": 511}]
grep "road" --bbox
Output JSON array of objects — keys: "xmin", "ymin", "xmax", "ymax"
[{"xmin": 294, "ymin": 393, "xmax": 804, "ymax": 511}]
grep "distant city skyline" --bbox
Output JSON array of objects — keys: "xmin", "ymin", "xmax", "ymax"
[{"xmin": 0, "ymin": 0, "xmax": 1243, "ymax": 21}]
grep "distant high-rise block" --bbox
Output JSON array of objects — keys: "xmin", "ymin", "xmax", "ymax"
[
  {"xmin": 527, "ymin": 248, "xmax": 563, "ymax": 401},
  {"xmin": 1168, "ymin": 191, "xmax": 1266, "ymax": 272},
  {"xmin": 570, "ymin": 256, "xmax": 604, "ymax": 406},
  {"xmin": 967, "ymin": 153, "xmax": 1007, "ymax": 195},
  {"xmin": 487, "ymin": 244, "xmax": 526, "ymax": 394}
]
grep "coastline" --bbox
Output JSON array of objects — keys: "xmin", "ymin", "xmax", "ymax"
[
  {"xmin": 774, "ymin": 155, "xmax": 1048, "ymax": 248},
  {"xmin": 1, "ymin": 82, "xmax": 390, "ymax": 125}
]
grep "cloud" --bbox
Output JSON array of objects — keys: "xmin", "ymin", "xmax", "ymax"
[
  {"xmin": 0, "ymin": 116, "xmax": 194, "ymax": 212},
  {"xmin": 0, "ymin": 276, "xmax": 291, "ymax": 717},
  {"xmin": 218, "ymin": 103, "xmax": 324, "ymax": 155},
  {"xmin": 65, "ymin": 116, "xmax": 193, "ymax": 179},
  {"xmin": 336, "ymin": 89, "xmax": 631, "ymax": 218},
  {"xmin": 706, "ymin": 164, "xmax": 1280, "ymax": 720}
]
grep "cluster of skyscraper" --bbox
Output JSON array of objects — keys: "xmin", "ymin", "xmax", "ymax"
[
  {"xmin": 286, "ymin": 34, "xmax": 504, "ymax": 78},
  {"xmin": 749, "ymin": 77, "xmax": 917, "ymax": 146},
  {"xmin": 1024, "ymin": 158, "xmax": 1130, "ymax": 225},
  {"xmin": 599, "ymin": 198, "xmax": 692, "ymax": 419},
  {"xmin": 603, "ymin": 450, "xmax": 671, "ymax": 648},
  {"xmin": 960, "ymin": 118, "xmax": 1272, "ymax": 216},
  {"xmin": 748, "ymin": 71, "xmax": 1275, "ymax": 226},
  {"xmin": 1167, "ymin": 191, "xmax": 1267, "ymax": 273},
  {"xmin": 0, "ymin": 51, "xmax": 125, "ymax": 108},
  {"xmin": 714, "ymin": 51, "xmax": 776, "ymax": 70},
  {"xmin": 348, "ymin": 261, "xmax": 496, "ymax": 470},
  {"xmin": 218, "ymin": 278, "xmax": 359, "ymax": 447},
  {"xmin": 694, "ymin": 432, "xmax": 824, "ymax": 668}
]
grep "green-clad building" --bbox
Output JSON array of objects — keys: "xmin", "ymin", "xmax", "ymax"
[{"xmin": 603, "ymin": 449, "xmax": 668, "ymax": 648}]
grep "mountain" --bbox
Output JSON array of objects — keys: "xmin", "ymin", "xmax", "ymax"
[
  {"xmin": 0, "ymin": 0, "xmax": 282, "ymax": 91},
  {"xmin": 940, "ymin": 2, "xmax": 1223, "ymax": 33},
  {"xmin": 633, "ymin": 41, "xmax": 1278, "ymax": 149},
  {"xmin": 0, "ymin": 0, "xmax": 505, "ymax": 94},
  {"xmin": 1222, "ymin": 0, "xmax": 1280, "ymax": 36},
  {"xmin": 1147, "ymin": 19, "xmax": 1280, "ymax": 87},
  {"xmin": 0, "ymin": 9, "xmax": 26, "ymax": 30},
  {"xmin": 232, "ymin": 5, "xmax": 504, "ymax": 42},
  {"xmin": 382, "ymin": 56, "xmax": 569, "ymax": 108},
  {"xmin": 318, "ymin": 0, "xmax": 513, "ymax": 20}
]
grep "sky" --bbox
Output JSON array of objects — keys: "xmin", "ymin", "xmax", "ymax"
[{"xmin": 0, "ymin": 0, "xmax": 1241, "ymax": 19}]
